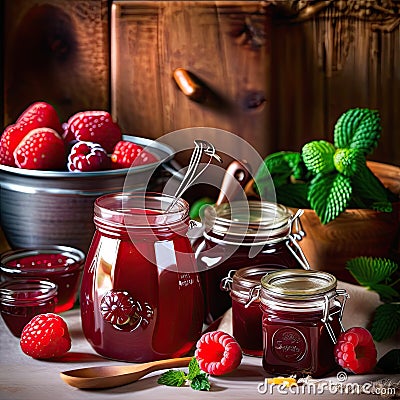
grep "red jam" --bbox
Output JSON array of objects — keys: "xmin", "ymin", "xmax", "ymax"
[
  {"xmin": 0, "ymin": 279, "xmax": 57, "ymax": 337},
  {"xmin": 194, "ymin": 201, "xmax": 308, "ymax": 323},
  {"xmin": 221, "ymin": 267, "xmax": 274, "ymax": 356},
  {"xmin": 0, "ymin": 246, "xmax": 85, "ymax": 312},
  {"xmin": 260, "ymin": 270, "xmax": 347, "ymax": 377},
  {"xmin": 80, "ymin": 193, "xmax": 204, "ymax": 362}
]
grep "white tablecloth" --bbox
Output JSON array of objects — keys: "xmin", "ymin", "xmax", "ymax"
[{"xmin": 0, "ymin": 282, "xmax": 399, "ymax": 400}]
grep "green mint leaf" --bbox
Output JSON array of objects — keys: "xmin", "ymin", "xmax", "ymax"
[
  {"xmin": 157, "ymin": 370, "xmax": 186, "ymax": 387},
  {"xmin": 333, "ymin": 148, "xmax": 365, "ymax": 177},
  {"xmin": 370, "ymin": 303, "xmax": 400, "ymax": 342},
  {"xmin": 346, "ymin": 257, "xmax": 398, "ymax": 287},
  {"xmin": 262, "ymin": 151, "xmax": 303, "ymax": 180},
  {"xmin": 302, "ymin": 140, "xmax": 336, "ymax": 175},
  {"xmin": 308, "ymin": 172, "xmax": 352, "ymax": 224},
  {"xmin": 255, "ymin": 151, "xmax": 305, "ymax": 189},
  {"xmin": 377, "ymin": 349, "xmax": 400, "ymax": 374},
  {"xmin": 334, "ymin": 108, "xmax": 381, "ymax": 155},
  {"xmin": 351, "ymin": 164, "xmax": 391, "ymax": 212},
  {"xmin": 275, "ymin": 182, "xmax": 311, "ymax": 209},
  {"xmin": 369, "ymin": 284, "xmax": 399, "ymax": 302},
  {"xmin": 190, "ymin": 374, "xmax": 211, "ymax": 391},
  {"xmin": 187, "ymin": 357, "xmax": 201, "ymax": 381}
]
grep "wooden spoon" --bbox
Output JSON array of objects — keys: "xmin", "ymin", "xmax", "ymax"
[
  {"xmin": 60, "ymin": 356, "xmax": 192, "ymax": 390},
  {"xmin": 215, "ymin": 160, "xmax": 252, "ymax": 206}
]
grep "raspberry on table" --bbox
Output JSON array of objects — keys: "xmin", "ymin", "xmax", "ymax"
[
  {"xmin": 111, "ymin": 140, "xmax": 158, "ymax": 169},
  {"xmin": 195, "ymin": 331, "xmax": 243, "ymax": 376},
  {"xmin": 334, "ymin": 327, "xmax": 377, "ymax": 374},
  {"xmin": 67, "ymin": 141, "xmax": 110, "ymax": 172},
  {"xmin": 20, "ymin": 313, "xmax": 71, "ymax": 359}
]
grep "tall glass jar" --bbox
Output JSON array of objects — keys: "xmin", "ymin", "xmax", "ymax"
[
  {"xmin": 193, "ymin": 201, "xmax": 309, "ymax": 323},
  {"xmin": 260, "ymin": 269, "xmax": 348, "ymax": 377},
  {"xmin": 80, "ymin": 192, "xmax": 204, "ymax": 362}
]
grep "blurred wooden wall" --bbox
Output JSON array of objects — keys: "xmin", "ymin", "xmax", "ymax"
[
  {"xmin": 2, "ymin": 0, "xmax": 110, "ymax": 125},
  {"xmin": 269, "ymin": 1, "xmax": 400, "ymax": 166},
  {"xmin": 2, "ymin": 1, "xmax": 400, "ymax": 165}
]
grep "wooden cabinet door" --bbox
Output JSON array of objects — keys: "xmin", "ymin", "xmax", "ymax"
[{"xmin": 111, "ymin": 1, "xmax": 272, "ymax": 157}]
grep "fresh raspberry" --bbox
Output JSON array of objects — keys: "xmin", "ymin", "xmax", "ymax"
[
  {"xmin": 67, "ymin": 141, "xmax": 110, "ymax": 172},
  {"xmin": 0, "ymin": 101, "xmax": 62, "ymax": 167},
  {"xmin": 334, "ymin": 327, "xmax": 377, "ymax": 374},
  {"xmin": 100, "ymin": 290, "xmax": 136, "ymax": 326},
  {"xmin": 63, "ymin": 111, "xmax": 122, "ymax": 153},
  {"xmin": 16, "ymin": 101, "xmax": 62, "ymax": 134},
  {"xmin": 195, "ymin": 331, "xmax": 243, "ymax": 376},
  {"xmin": 111, "ymin": 140, "xmax": 158, "ymax": 169},
  {"xmin": 20, "ymin": 313, "xmax": 71, "ymax": 359},
  {"xmin": 0, "ymin": 124, "xmax": 28, "ymax": 166},
  {"xmin": 14, "ymin": 127, "xmax": 66, "ymax": 170}
]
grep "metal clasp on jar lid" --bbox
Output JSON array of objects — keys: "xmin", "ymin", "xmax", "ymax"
[
  {"xmin": 220, "ymin": 269, "xmax": 237, "ymax": 292},
  {"xmin": 221, "ymin": 267, "xmax": 275, "ymax": 308},
  {"xmin": 321, "ymin": 288, "xmax": 349, "ymax": 344},
  {"xmin": 245, "ymin": 285, "xmax": 261, "ymax": 308},
  {"xmin": 285, "ymin": 209, "xmax": 310, "ymax": 270}
]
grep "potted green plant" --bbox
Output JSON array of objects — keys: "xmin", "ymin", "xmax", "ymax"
[{"xmin": 250, "ymin": 108, "xmax": 400, "ymax": 281}]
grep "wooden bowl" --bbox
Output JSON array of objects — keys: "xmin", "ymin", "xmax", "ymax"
[{"xmin": 246, "ymin": 161, "xmax": 400, "ymax": 282}]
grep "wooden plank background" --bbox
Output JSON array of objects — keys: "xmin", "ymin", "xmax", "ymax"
[
  {"xmin": 2, "ymin": 1, "xmax": 399, "ymax": 166},
  {"xmin": 2, "ymin": 0, "xmax": 109, "ymax": 126},
  {"xmin": 111, "ymin": 1, "xmax": 271, "ymax": 160}
]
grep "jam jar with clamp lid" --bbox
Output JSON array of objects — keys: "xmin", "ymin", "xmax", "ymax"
[
  {"xmin": 260, "ymin": 269, "xmax": 348, "ymax": 377},
  {"xmin": 194, "ymin": 200, "xmax": 309, "ymax": 323},
  {"xmin": 220, "ymin": 266, "xmax": 274, "ymax": 356}
]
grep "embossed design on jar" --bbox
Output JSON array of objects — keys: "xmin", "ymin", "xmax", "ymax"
[
  {"xmin": 100, "ymin": 290, "xmax": 154, "ymax": 331},
  {"xmin": 272, "ymin": 327, "xmax": 307, "ymax": 362}
]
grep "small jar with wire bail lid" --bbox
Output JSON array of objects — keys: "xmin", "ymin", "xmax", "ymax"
[
  {"xmin": 221, "ymin": 267, "xmax": 275, "ymax": 357},
  {"xmin": 193, "ymin": 200, "xmax": 310, "ymax": 323},
  {"xmin": 260, "ymin": 269, "xmax": 349, "ymax": 377}
]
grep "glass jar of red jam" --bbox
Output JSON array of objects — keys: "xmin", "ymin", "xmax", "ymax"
[
  {"xmin": 0, "ymin": 246, "xmax": 85, "ymax": 313},
  {"xmin": 193, "ymin": 201, "xmax": 309, "ymax": 323},
  {"xmin": 221, "ymin": 267, "xmax": 275, "ymax": 357},
  {"xmin": 80, "ymin": 192, "xmax": 204, "ymax": 362},
  {"xmin": 260, "ymin": 269, "xmax": 348, "ymax": 377},
  {"xmin": 0, "ymin": 279, "xmax": 57, "ymax": 337}
]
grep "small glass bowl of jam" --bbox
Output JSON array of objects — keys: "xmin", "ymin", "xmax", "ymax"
[
  {"xmin": 0, "ymin": 279, "xmax": 58, "ymax": 337},
  {"xmin": 0, "ymin": 245, "xmax": 85, "ymax": 312}
]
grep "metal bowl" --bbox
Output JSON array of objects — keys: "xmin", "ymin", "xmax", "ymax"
[{"xmin": 0, "ymin": 136, "xmax": 175, "ymax": 252}]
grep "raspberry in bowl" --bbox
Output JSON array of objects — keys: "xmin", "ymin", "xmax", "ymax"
[
  {"xmin": 0, "ymin": 245, "xmax": 85, "ymax": 312},
  {"xmin": 0, "ymin": 135, "xmax": 173, "ymax": 252},
  {"xmin": 0, "ymin": 279, "xmax": 58, "ymax": 337}
]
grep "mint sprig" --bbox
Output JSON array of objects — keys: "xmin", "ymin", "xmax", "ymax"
[
  {"xmin": 157, "ymin": 357, "xmax": 210, "ymax": 391},
  {"xmin": 254, "ymin": 108, "xmax": 393, "ymax": 224},
  {"xmin": 346, "ymin": 256, "xmax": 400, "ymax": 341},
  {"xmin": 157, "ymin": 370, "xmax": 186, "ymax": 387},
  {"xmin": 191, "ymin": 374, "xmax": 211, "ymax": 391}
]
